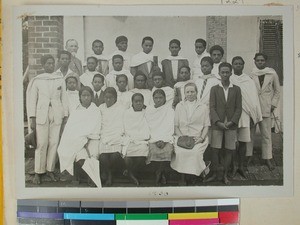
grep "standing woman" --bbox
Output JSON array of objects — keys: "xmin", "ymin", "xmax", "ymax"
[
  {"xmin": 171, "ymin": 82, "xmax": 210, "ymax": 185},
  {"xmin": 99, "ymin": 87, "xmax": 126, "ymax": 186},
  {"xmin": 145, "ymin": 89, "xmax": 174, "ymax": 186},
  {"xmin": 123, "ymin": 93, "xmax": 150, "ymax": 186}
]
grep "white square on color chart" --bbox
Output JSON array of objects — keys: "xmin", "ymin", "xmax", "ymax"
[
  {"xmin": 12, "ymin": 4, "xmax": 294, "ymax": 199},
  {"xmin": 117, "ymin": 221, "xmax": 168, "ymax": 225}
]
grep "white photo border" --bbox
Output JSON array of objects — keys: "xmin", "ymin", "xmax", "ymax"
[{"xmin": 13, "ymin": 4, "xmax": 294, "ymax": 199}]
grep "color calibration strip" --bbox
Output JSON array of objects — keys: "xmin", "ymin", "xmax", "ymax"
[{"xmin": 17, "ymin": 199, "xmax": 239, "ymax": 224}]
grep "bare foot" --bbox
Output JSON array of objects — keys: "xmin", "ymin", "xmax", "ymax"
[
  {"xmin": 88, "ymin": 178, "xmax": 97, "ymax": 187},
  {"xmin": 155, "ymin": 171, "xmax": 162, "ymax": 186},
  {"xmin": 161, "ymin": 173, "xmax": 167, "ymax": 185},
  {"xmin": 33, "ymin": 174, "xmax": 41, "ymax": 185},
  {"xmin": 223, "ymin": 176, "xmax": 231, "ymax": 185},
  {"xmin": 128, "ymin": 172, "xmax": 139, "ymax": 186},
  {"xmin": 246, "ymin": 156, "xmax": 252, "ymax": 167},
  {"xmin": 237, "ymin": 168, "xmax": 248, "ymax": 179},
  {"xmin": 105, "ymin": 172, "xmax": 112, "ymax": 186},
  {"xmin": 266, "ymin": 159, "xmax": 275, "ymax": 171},
  {"xmin": 203, "ymin": 172, "xmax": 217, "ymax": 183},
  {"xmin": 229, "ymin": 166, "xmax": 238, "ymax": 178},
  {"xmin": 47, "ymin": 172, "xmax": 57, "ymax": 182}
]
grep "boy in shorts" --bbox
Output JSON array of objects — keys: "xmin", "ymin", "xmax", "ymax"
[{"xmin": 206, "ymin": 62, "xmax": 242, "ymax": 184}]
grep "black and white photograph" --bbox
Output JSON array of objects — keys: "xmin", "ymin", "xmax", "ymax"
[{"xmin": 13, "ymin": 5, "xmax": 293, "ymax": 198}]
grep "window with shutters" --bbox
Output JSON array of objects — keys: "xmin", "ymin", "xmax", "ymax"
[{"xmin": 259, "ymin": 19, "xmax": 283, "ymax": 85}]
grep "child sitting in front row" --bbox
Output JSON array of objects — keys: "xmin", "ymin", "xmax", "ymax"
[
  {"xmin": 173, "ymin": 65, "xmax": 192, "ymax": 108},
  {"xmin": 205, "ymin": 62, "xmax": 242, "ymax": 185},
  {"xmin": 92, "ymin": 74, "xmax": 105, "ymax": 107},
  {"xmin": 66, "ymin": 75, "xmax": 80, "ymax": 115}
]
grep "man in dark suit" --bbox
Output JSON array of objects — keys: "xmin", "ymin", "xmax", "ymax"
[{"xmin": 205, "ymin": 62, "xmax": 242, "ymax": 185}]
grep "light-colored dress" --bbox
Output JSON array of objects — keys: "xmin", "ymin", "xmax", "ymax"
[
  {"xmin": 145, "ymin": 104, "xmax": 174, "ymax": 163},
  {"xmin": 99, "ymin": 103, "xmax": 126, "ymax": 154},
  {"xmin": 171, "ymin": 100, "xmax": 210, "ymax": 176},
  {"xmin": 57, "ymin": 103, "xmax": 101, "ymax": 175},
  {"xmin": 123, "ymin": 108, "xmax": 150, "ymax": 157}
]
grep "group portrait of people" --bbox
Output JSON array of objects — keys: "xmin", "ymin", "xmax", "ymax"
[{"xmin": 25, "ymin": 34, "xmax": 281, "ymax": 187}]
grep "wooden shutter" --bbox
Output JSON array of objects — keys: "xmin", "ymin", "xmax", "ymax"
[{"xmin": 259, "ymin": 19, "xmax": 283, "ymax": 85}]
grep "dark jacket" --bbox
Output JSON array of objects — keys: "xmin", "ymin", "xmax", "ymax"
[{"xmin": 209, "ymin": 83, "xmax": 242, "ymax": 130}]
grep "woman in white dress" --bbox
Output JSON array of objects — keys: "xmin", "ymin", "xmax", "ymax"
[
  {"xmin": 170, "ymin": 82, "xmax": 210, "ymax": 185},
  {"xmin": 99, "ymin": 87, "xmax": 126, "ymax": 186},
  {"xmin": 57, "ymin": 86, "xmax": 101, "ymax": 185},
  {"xmin": 145, "ymin": 89, "xmax": 174, "ymax": 186},
  {"xmin": 123, "ymin": 93, "xmax": 150, "ymax": 186}
]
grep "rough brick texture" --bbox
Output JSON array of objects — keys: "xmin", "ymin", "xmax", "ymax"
[
  {"xmin": 206, "ymin": 16, "xmax": 227, "ymax": 61},
  {"xmin": 26, "ymin": 16, "xmax": 64, "ymax": 78}
]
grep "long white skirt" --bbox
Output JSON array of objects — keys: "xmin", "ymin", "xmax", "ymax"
[{"xmin": 171, "ymin": 137, "xmax": 209, "ymax": 176}]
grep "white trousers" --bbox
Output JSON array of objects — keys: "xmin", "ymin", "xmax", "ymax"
[
  {"xmin": 35, "ymin": 107, "xmax": 61, "ymax": 173},
  {"xmin": 246, "ymin": 117, "xmax": 272, "ymax": 160}
]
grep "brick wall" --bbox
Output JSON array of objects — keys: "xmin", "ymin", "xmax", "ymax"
[
  {"xmin": 206, "ymin": 16, "xmax": 227, "ymax": 61},
  {"xmin": 27, "ymin": 16, "xmax": 63, "ymax": 79}
]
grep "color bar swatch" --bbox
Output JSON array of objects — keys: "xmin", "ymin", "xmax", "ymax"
[{"xmin": 17, "ymin": 199, "xmax": 239, "ymax": 224}]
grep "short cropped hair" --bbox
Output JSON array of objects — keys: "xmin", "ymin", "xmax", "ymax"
[
  {"xmin": 169, "ymin": 39, "xmax": 181, "ymax": 47},
  {"xmin": 195, "ymin": 38, "xmax": 207, "ymax": 48},
  {"xmin": 152, "ymin": 71, "xmax": 165, "ymax": 79},
  {"xmin": 209, "ymin": 45, "xmax": 224, "ymax": 56},
  {"xmin": 116, "ymin": 74, "xmax": 128, "ymax": 83},
  {"xmin": 254, "ymin": 53, "xmax": 268, "ymax": 61},
  {"xmin": 219, "ymin": 62, "xmax": 232, "ymax": 71},
  {"xmin": 87, "ymin": 56, "xmax": 98, "ymax": 63},
  {"xmin": 232, "ymin": 56, "xmax": 245, "ymax": 65},
  {"xmin": 41, "ymin": 54, "xmax": 55, "ymax": 66},
  {"xmin": 142, "ymin": 36, "xmax": 154, "ymax": 45},
  {"xmin": 115, "ymin": 36, "xmax": 128, "ymax": 45},
  {"xmin": 179, "ymin": 65, "xmax": 191, "ymax": 73},
  {"xmin": 201, "ymin": 56, "xmax": 214, "ymax": 67},
  {"xmin": 92, "ymin": 73, "xmax": 105, "ymax": 83},
  {"xmin": 112, "ymin": 54, "xmax": 124, "ymax": 62},
  {"xmin": 58, "ymin": 50, "xmax": 71, "ymax": 59},
  {"xmin": 92, "ymin": 39, "xmax": 103, "ymax": 47}
]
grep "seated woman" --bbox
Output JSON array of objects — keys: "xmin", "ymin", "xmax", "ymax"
[
  {"xmin": 57, "ymin": 86, "xmax": 101, "ymax": 185},
  {"xmin": 145, "ymin": 89, "xmax": 174, "ymax": 186},
  {"xmin": 123, "ymin": 93, "xmax": 150, "ymax": 186},
  {"xmin": 170, "ymin": 82, "xmax": 210, "ymax": 185},
  {"xmin": 99, "ymin": 87, "xmax": 126, "ymax": 186},
  {"xmin": 130, "ymin": 72, "xmax": 152, "ymax": 106}
]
